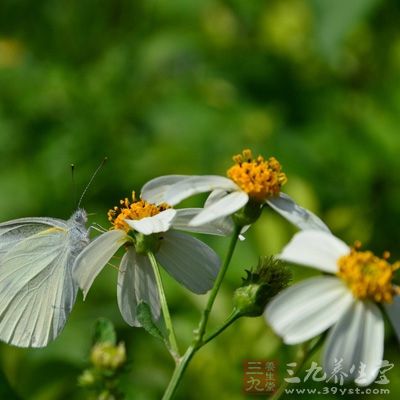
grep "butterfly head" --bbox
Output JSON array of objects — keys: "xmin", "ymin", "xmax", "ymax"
[{"xmin": 70, "ymin": 209, "xmax": 88, "ymax": 226}]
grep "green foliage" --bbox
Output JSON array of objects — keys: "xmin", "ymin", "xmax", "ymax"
[
  {"xmin": 93, "ymin": 318, "xmax": 118, "ymax": 346},
  {"xmin": 136, "ymin": 302, "xmax": 164, "ymax": 342},
  {"xmin": 0, "ymin": 368, "xmax": 20, "ymax": 400}
]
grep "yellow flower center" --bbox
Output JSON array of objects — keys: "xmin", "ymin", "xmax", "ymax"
[
  {"xmin": 227, "ymin": 149, "xmax": 287, "ymax": 202},
  {"xmin": 337, "ymin": 243, "xmax": 400, "ymax": 303},
  {"xmin": 107, "ymin": 192, "xmax": 170, "ymax": 232}
]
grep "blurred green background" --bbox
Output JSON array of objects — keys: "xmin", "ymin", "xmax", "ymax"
[{"xmin": 0, "ymin": 0, "xmax": 400, "ymax": 398}]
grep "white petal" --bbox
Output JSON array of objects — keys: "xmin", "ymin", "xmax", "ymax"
[
  {"xmin": 267, "ymin": 192, "xmax": 330, "ymax": 232},
  {"xmin": 324, "ymin": 300, "xmax": 384, "ymax": 386},
  {"xmin": 155, "ymin": 231, "xmax": 220, "ymax": 294},
  {"xmin": 189, "ymin": 191, "xmax": 249, "ymax": 227},
  {"xmin": 265, "ymin": 277, "xmax": 353, "ymax": 344},
  {"xmin": 117, "ymin": 248, "xmax": 160, "ymax": 327},
  {"xmin": 279, "ymin": 230, "xmax": 350, "ymax": 273},
  {"xmin": 384, "ymin": 295, "xmax": 400, "ymax": 344},
  {"xmin": 204, "ymin": 190, "xmax": 238, "ymax": 236},
  {"xmin": 73, "ymin": 230, "xmax": 127, "ymax": 298},
  {"xmin": 141, "ymin": 175, "xmax": 189, "ymax": 205},
  {"xmin": 165, "ymin": 175, "xmax": 239, "ymax": 206},
  {"xmin": 172, "ymin": 208, "xmax": 234, "ymax": 236},
  {"xmin": 204, "ymin": 189, "xmax": 230, "ymax": 207},
  {"xmin": 126, "ymin": 209, "xmax": 177, "ymax": 235}
]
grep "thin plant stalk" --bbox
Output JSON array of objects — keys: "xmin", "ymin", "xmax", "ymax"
[
  {"xmin": 148, "ymin": 251, "xmax": 180, "ymax": 361},
  {"xmin": 270, "ymin": 333, "xmax": 327, "ymax": 400},
  {"xmin": 162, "ymin": 225, "xmax": 241, "ymax": 399}
]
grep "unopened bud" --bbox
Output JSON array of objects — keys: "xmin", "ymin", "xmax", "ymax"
[
  {"xmin": 90, "ymin": 342, "xmax": 127, "ymax": 371},
  {"xmin": 78, "ymin": 369, "xmax": 97, "ymax": 388},
  {"xmin": 233, "ymin": 256, "xmax": 292, "ymax": 316}
]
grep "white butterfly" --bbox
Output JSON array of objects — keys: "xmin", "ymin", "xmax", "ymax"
[{"xmin": 0, "ymin": 209, "xmax": 89, "ymax": 347}]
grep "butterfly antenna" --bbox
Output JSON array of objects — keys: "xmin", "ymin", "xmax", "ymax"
[
  {"xmin": 77, "ymin": 157, "xmax": 108, "ymax": 208},
  {"xmin": 71, "ymin": 163, "xmax": 77, "ymax": 208}
]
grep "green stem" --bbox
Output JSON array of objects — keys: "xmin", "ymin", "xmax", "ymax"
[
  {"xmin": 162, "ymin": 225, "xmax": 242, "ymax": 400},
  {"xmin": 270, "ymin": 333, "xmax": 327, "ymax": 400},
  {"xmin": 162, "ymin": 346, "xmax": 196, "ymax": 400},
  {"xmin": 162, "ymin": 311, "xmax": 240, "ymax": 400},
  {"xmin": 148, "ymin": 251, "xmax": 180, "ymax": 361},
  {"xmin": 195, "ymin": 224, "xmax": 241, "ymax": 343},
  {"xmin": 201, "ymin": 310, "xmax": 240, "ymax": 347}
]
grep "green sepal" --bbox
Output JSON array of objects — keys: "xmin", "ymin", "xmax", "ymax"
[
  {"xmin": 92, "ymin": 318, "xmax": 117, "ymax": 346},
  {"xmin": 232, "ymin": 200, "xmax": 263, "ymax": 227},
  {"xmin": 134, "ymin": 232, "xmax": 161, "ymax": 254},
  {"xmin": 136, "ymin": 301, "xmax": 165, "ymax": 341}
]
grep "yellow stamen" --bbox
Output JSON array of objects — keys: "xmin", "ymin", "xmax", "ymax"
[
  {"xmin": 337, "ymin": 244, "xmax": 400, "ymax": 303},
  {"xmin": 227, "ymin": 149, "xmax": 287, "ymax": 201},
  {"xmin": 107, "ymin": 192, "xmax": 170, "ymax": 232}
]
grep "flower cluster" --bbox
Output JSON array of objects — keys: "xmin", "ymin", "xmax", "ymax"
[
  {"xmin": 73, "ymin": 149, "xmax": 325, "ymax": 326},
  {"xmin": 79, "ymin": 319, "xmax": 127, "ymax": 400},
  {"xmin": 74, "ymin": 191, "xmax": 224, "ymax": 326},
  {"xmin": 68, "ymin": 149, "xmax": 400, "ymax": 390}
]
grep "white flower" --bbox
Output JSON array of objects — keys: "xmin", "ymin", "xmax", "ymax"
[
  {"xmin": 141, "ymin": 150, "xmax": 329, "ymax": 231},
  {"xmin": 73, "ymin": 193, "xmax": 228, "ymax": 327},
  {"xmin": 265, "ymin": 230, "xmax": 400, "ymax": 386}
]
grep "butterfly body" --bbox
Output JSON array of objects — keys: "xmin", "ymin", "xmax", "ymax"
[{"xmin": 0, "ymin": 209, "xmax": 89, "ymax": 347}]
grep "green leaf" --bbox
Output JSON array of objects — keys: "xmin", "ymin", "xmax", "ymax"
[
  {"xmin": 136, "ymin": 302, "xmax": 164, "ymax": 342},
  {"xmin": 92, "ymin": 318, "xmax": 117, "ymax": 346}
]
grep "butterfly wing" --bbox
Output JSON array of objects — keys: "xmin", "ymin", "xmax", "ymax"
[
  {"xmin": 0, "ymin": 214, "xmax": 88, "ymax": 347},
  {"xmin": 0, "ymin": 217, "xmax": 66, "ymax": 260}
]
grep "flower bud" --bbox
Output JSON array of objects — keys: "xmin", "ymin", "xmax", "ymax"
[
  {"xmin": 90, "ymin": 342, "xmax": 127, "ymax": 371},
  {"xmin": 78, "ymin": 369, "xmax": 97, "ymax": 388},
  {"xmin": 233, "ymin": 256, "xmax": 292, "ymax": 317}
]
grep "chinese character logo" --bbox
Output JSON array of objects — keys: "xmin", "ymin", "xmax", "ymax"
[{"xmin": 243, "ymin": 360, "xmax": 277, "ymax": 394}]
